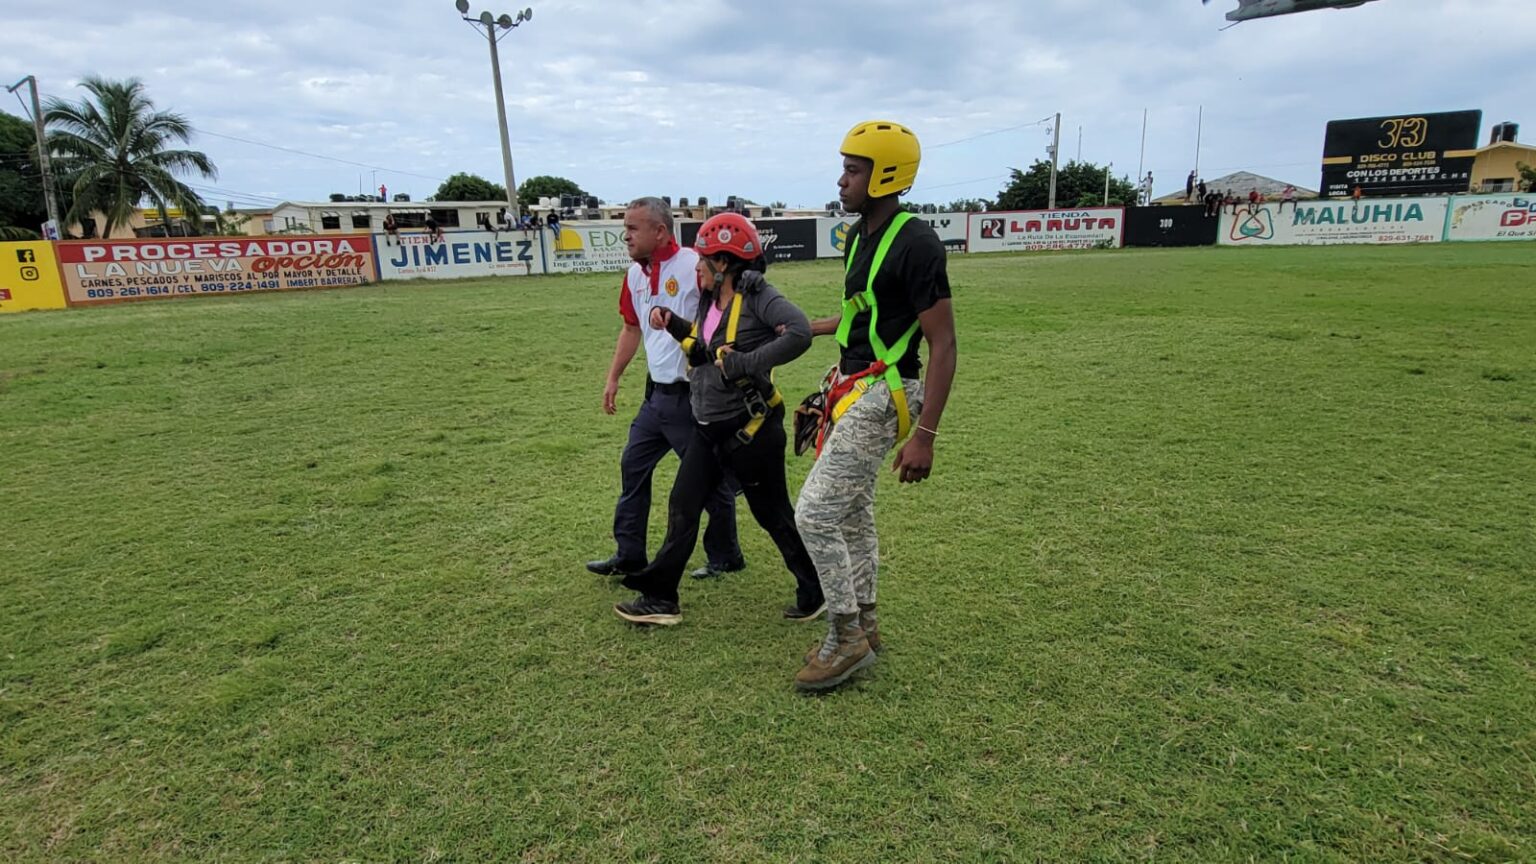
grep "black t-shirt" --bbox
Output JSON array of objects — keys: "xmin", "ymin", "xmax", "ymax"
[{"xmin": 840, "ymin": 215, "xmax": 951, "ymax": 378}]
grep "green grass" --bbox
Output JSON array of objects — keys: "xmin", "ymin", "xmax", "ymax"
[{"xmin": 2, "ymin": 244, "xmax": 1533, "ymax": 862}]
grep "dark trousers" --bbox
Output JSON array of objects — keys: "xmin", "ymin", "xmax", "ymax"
[
  {"xmin": 613, "ymin": 386, "xmax": 740, "ymax": 567},
  {"xmin": 624, "ymin": 405, "xmax": 822, "ymax": 609}
]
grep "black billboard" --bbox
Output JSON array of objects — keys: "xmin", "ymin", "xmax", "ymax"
[
  {"xmin": 679, "ymin": 218, "xmax": 819, "ymax": 263},
  {"xmin": 1320, "ymin": 110, "xmax": 1481, "ymax": 198},
  {"xmin": 1123, "ymin": 206, "xmax": 1217, "ymax": 248}
]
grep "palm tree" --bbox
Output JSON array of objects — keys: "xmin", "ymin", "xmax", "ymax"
[{"xmin": 43, "ymin": 76, "xmax": 217, "ymax": 238}]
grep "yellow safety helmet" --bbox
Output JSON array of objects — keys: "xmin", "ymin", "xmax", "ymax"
[{"xmin": 841, "ymin": 120, "xmax": 921, "ymax": 199}]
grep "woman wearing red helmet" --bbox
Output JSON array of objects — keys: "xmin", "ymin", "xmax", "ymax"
[{"xmin": 615, "ymin": 213, "xmax": 823, "ymax": 626}]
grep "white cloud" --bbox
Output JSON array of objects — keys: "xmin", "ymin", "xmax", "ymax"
[{"xmin": 1, "ymin": 0, "xmax": 1530, "ymax": 207}]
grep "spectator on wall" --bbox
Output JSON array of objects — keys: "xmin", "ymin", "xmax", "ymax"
[
  {"xmin": 382, "ymin": 213, "xmax": 400, "ymax": 246},
  {"xmin": 1279, "ymin": 185, "xmax": 1297, "ymax": 212},
  {"xmin": 1185, "ymin": 170, "xmax": 1196, "ymax": 202}
]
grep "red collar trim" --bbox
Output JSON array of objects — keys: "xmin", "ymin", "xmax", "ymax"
[{"xmin": 646, "ymin": 238, "xmax": 680, "ymax": 295}]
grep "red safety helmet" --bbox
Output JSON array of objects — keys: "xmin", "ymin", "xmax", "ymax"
[{"xmin": 694, "ymin": 212, "xmax": 761, "ymax": 261}]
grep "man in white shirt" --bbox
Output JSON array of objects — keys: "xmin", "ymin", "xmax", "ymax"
[{"xmin": 587, "ymin": 197, "xmax": 743, "ymax": 579}]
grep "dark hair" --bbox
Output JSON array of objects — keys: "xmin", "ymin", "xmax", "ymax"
[{"xmin": 708, "ymin": 252, "xmax": 768, "ymax": 281}]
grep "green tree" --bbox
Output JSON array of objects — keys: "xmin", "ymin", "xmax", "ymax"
[
  {"xmin": 1517, "ymin": 162, "xmax": 1536, "ymax": 193},
  {"xmin": 0, "ymin": 110, "xmax": 49, "ymax": 238},
  {"xmin": 44, "ymin": 76, "xmax": 216, "ymax": 238},
  {"xmin": 995, "ymin": 160, "xmax": 1137, "ymax": 210},
  {"xmin": 945, "ymin": 198, "xmax": 991, "ymax": 213},
  {"xmin": 434, "ymin": 172, "xmax": 507, "ymax": 202},
  {"xmin": 517, "ymin": 175, "xmax": 584, "ymax": 208}
]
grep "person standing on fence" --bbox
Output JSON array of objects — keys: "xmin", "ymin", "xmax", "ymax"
[
  {"xmin": 1197, "ymin": 178, "xmax": 1208, "ymax": 204},
  {"xmin": 614, "ymin": 213, "xmax": 823, "ymax": 626},
  {"xmin": 1185, "ymin": 170, "xmax": 1196, "ymax": 202},
  {"xmin": 793, "ymin": 120, "xmax": 958, "ymax": 693},
  {"xmin": 587, "ymin": 197, "xmax": 744, "ymax": 583}
]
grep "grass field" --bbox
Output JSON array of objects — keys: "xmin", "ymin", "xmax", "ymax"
[{"xmin": 2, "ymin": 244, "xmax": 1534, "ymax": 862}]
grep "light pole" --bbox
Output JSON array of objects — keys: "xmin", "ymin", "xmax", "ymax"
[{"xmin": 456, "ymin": 1, "xmax": 532, "ymax": 218}]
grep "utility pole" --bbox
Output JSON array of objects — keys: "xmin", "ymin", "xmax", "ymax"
[
  {"xmin": 1104, "ymin": 162, "xmax": 1112, "ymax": 206},
  {"xmin": 1137, "ymin": 108, "xmax": 1148, "ymax": 181},
  {"xmin": 1194, "ymin": 105, "xmax": 1203, "ymax": 180},
  {"xmin": 7, "ymin": 76, "xmax": 61, "ymax": 236},
  {"xmin": 1048, "ymin": 112, "xmax": 1061, "ymax": 211},
  {"xmin": 457, "ymin": 1, "xmax": 532, "ymax": 218}
]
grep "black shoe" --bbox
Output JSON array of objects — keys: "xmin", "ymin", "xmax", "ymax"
[
  {"xmin": 614, "ymin": 595, "xmax": 682, "ymax": 626},
  {"xmin": 782, "ymin": 600, "xmax": 827, "ymax": 621},
  {"xmin": 690, "ymin": 557, "xmax": 746, "ymax": 580},
  {"xmin": 587, "ymin": 555, "xmax": 644, "ymax": 577}
]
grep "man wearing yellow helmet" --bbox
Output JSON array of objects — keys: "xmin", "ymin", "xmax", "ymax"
[{"xmin": 793, "ymin": 120, "xmax": 958, "ymax": 692}]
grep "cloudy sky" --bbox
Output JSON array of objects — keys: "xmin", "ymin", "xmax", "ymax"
[{"xmin": 2, "ymin": 0, "xmax": 1529, "ymax": 210}]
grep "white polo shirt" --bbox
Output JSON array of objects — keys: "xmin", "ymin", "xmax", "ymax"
[{"xmin": 619, "ymin": 243, "xmax": 700, "ymax": 385}]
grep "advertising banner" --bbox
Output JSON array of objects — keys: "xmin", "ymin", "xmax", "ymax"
[
  {"xmin": 815, "ymin": 213, "xmax": 969, "ymax": 259},
  {"xmin": 0, "ymin": 240, "xmax": 68, "ymax": 313},
  {"xmin": 375, "ymin": 230, "xmax": 543, "ymax": 279},
  {"xmin": 966, "ymin": 208, "xmax": 1124, "ymax": 252},
  {"xmin": 1321, "ymin": 110, "xmax": 1480, "ymax": 198},
  {"xmin": 1122, "ymin": 206, "xmax": 1218, "ymax": 248},
  {"xmin": 543, "ymin": 221, "xmax": 633, "ymax": 274},
  {"xmin": 1218, "ymin": 198, "xmax": 1447, "ymax": 246},
  {"xmin": 56, "ymin": 236, "xmax": 376, "ymax": 305},
  {"xmin": 679, "ymin": 218, "xmax": 820, "ymax": 263},
  {"xmin": 1444, "ymin": 194, "xmax": 1536, "ymax": 242}
]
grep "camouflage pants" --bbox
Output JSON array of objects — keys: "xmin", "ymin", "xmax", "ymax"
[{"xmin": 795, "ymin": 378, "xmax": 924, "ymax": 616}]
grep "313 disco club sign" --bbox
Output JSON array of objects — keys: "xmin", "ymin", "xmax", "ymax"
[
  {"xmin": 1444, "ymin": 194, "xmax": 1536, "ymax": 242},
  {"xmin": 1320, "ymin": 110, "xmax": 1481, "ymax": 198},
  {"xmin": 375, "ymin": 230, "xmax": 541, "ymax": 279},
  {"xmin": 57, "ymin": 236, "xmax": 375, "ymax": 304},
  {"xmin": 966, "ymin": 208, "xmax": 1124, "ymax": 253},
  {"xmin": 1218, "ymin": 198, "xmax": 1448, "ymax": 246}
]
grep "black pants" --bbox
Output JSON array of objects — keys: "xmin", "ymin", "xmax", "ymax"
[
  {"xmin": 613, "ymin": 386, "xmax": 739, "ymax": 567},
  {"xmin": 623, "ymin": 405, "xmax": 822, "ymax": 609}
]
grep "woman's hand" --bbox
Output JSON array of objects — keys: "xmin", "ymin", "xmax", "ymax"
[
  {"xmin": 714, "ymin": 344, "xmax": 735, "ymax": 372},
  {"xmin": 649, "ymin": 307, "xmax": 672, "ymax": 330}
]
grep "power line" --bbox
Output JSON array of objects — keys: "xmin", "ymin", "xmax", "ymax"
[
  {"xmin": 196, "ymin": 129, "xmax": 447, "ymax": 183},
  {"xmin": 909, "ymin": 174, "xmax": 1010, "ymax": 195},
  {"xmin": 928, "ymin": 116, "xmax": 1055, "ymax": 151}
]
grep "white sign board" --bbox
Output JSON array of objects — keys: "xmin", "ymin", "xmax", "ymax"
[
  {"xmin": 966, "ymin": 208, "xmax": 1124, "ymax": 252},
  {"xmin": 543, "ymin": 221, "xmax": 634, "ymax": 274},
  {"xmin": 374, "ymin": 230, "xmax": 542, "ymax": 279},
  {"xmin": 814, "ymin": 213, "xmax": 969, "ymax": 259},
  {"xmin": 1444, "ymin": 194, "xmax": 1536, "ymax": 242},
  {"xmin": 1218, "ymin": 198, "xmax": 1447, "ymax": 246}
]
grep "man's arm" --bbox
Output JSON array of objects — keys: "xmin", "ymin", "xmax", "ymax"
[
  {"xmin": 892, "ymin": 298, "xmax": 956, "ymax": 483},
  {"xmin": 809, "ymin": 315, "xmax": 841, "ymax": 338},
  {"xmin": 604, "ymin": 324, "xmax": 642, "ymax": 415}
]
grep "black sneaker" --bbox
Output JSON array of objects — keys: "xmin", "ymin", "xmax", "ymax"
[
  {"xmin": 586, "ymin": 555, "xmax": 645, "ymax": 577},
  {"xmin": 690, "ymin": 557, "xmax": 746, "ymax": 580},
  {"xmin": 614, "ymin": 595, "xmax": 682, "ymax": 626},
  {"xmin": 782, "ymin": 600, "xmax": 827, "ymax": 621}
]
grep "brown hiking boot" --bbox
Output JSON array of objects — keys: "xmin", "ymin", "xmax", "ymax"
[
  {"xmin": 858, "ymin": 602, "xmax": 881, "ymax": 656},
  {"xmin": 804, "ymin": 602, "xmax": 880, "ymax": 663},
  {"xmin": 795, "ymin": 613, "xmax": 875, "ymax": 692}
]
